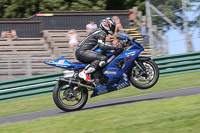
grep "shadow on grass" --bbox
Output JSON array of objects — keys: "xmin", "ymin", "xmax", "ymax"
[{"xmin": 60, "ymin": 97, "xmax": 164, "ymax": 114}]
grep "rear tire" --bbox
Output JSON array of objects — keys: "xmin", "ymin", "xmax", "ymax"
[
  {"xmin": 53, "ymin": 83, "xmax": 88, "ymax": 112},
  {"xmin": 129, "ymin": 60, "xmax": 159, "ymax": 89}
]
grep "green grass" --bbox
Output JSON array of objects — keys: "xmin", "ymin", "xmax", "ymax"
[
  {"xmin": 0, "ymin": 71, "xmax": 200, "ymax": 118},
  {"xmin": 1, "ymin": 94, "xmax": 200, "ymax": 133}
]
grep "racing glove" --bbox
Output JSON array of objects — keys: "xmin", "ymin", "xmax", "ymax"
[{"xmin": 113, "ymin": 41, "xmax": 123, "ymax": 50}]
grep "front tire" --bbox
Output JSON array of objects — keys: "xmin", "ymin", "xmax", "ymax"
[
  {"xmin": 129, "ymin": 60, "xmax": 159, "ymax": 89},
  {"xmin": 53, "ymin": 83, "xmax": 88, "ymax": 112}
]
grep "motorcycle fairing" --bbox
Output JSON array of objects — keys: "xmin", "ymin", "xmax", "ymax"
[
  {"xmin": 44, "ymin": 57, "xmax": 87, "ymax": 70},
  {"xmin": 91, "ymin": 72, "xmax": 130, "ymax": 97},
  {"xmin": 91, "ymin": 43, "xmax": 143, "ymax": 97},
  {"xmin": 102, "ymin": 47, "xmax": 142, "ymax": 86}
]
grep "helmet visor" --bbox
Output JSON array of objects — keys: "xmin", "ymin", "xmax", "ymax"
[{"xmin": 108, "ymin": 21, "xmax": 116, "ymax": 35}]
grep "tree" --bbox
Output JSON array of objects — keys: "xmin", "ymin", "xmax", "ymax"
[
  {"xmin": 189, "ymin": 0, "xmax": 200, "ymax": 30},
  {"xmin": 150, "ymin": 0, "xmax": 196, "ymax": 32},
  {"xmin": 69, "ymin": 0, "xmax": 106, "ymax": 11}
]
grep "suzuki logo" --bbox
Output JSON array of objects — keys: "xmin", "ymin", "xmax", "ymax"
[{"xmin": 125, "ymin": 51, "xmax": 136, "ymax": 57}]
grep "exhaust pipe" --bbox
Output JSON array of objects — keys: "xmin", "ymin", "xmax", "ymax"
[{"xmin": 58, "ymin": 77, "xmax": 94, "ymax": 90}]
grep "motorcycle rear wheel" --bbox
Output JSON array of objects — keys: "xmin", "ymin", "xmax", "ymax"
[
  {"xmin": 129, "ymin": 60, "xmax": 159, "ymax": 89},
  {"xmin": 53, "ymin": 82, "xmax": 88, "ymax": 112}
]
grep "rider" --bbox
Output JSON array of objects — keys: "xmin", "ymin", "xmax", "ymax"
[{"xmin": 75, "ymin": 17, "xmax": 122, "ymax": 82}]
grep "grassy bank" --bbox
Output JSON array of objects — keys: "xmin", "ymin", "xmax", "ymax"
[
  {"xmin": 1, "ymin": 94, "xmax": 200, "ymax": 133},
  {"xmin": 0, "ymin": 71, "xmax": 200, "ymax": 117}
]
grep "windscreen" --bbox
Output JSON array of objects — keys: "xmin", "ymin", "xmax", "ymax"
[{"xmin": 118, "ymin": 31, "xmax": 132, "ymax": 39}]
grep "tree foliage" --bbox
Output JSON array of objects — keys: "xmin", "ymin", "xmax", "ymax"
[
  {"xmin": 189, "ymin": 0, "xmax": 200, "ymax": 28},
  {"xmin": 150, "ymin": 0, "xmax": 197, "ymax": 31},
  {"xmin": 0, "ymin": 0, "xmax": 108, "ymax": 18},
  {"xmin": 0, "ymin": 0, "xmax": 145, "ymax": 18},
  {"xmin": 150, "ymin": 0, "xmax": 183, "ymax": 30},
  {"xmin": 106, "ymin": 0, "xmax": 145, "ymax": 13}
]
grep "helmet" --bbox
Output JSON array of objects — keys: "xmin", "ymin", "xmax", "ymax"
[{"xmin": 100, "ymin": 17, "xmax": 116, "ymax": 35}]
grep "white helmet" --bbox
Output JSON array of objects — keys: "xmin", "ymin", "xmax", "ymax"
[{"xmin": 100, "ymin": 17, "xmax": 116, "ymax": 35}]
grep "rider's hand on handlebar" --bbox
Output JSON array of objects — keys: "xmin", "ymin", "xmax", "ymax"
[{"xmin": 113, "ymin": 41, "xmax": 123, "ymax": 50}]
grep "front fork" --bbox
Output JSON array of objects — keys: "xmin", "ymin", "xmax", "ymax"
[
  {"xmin": 134, "ymin": 57, "xmax": 151, "ymax": 75},
  {"xmin": 135, "ymin": 60, "xmax": 146, "ymax": 72}
]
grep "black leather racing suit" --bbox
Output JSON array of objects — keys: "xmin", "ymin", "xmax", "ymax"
[{"xmin": 75, "ymin": 28, "xmax": 116, "ymax": 69}]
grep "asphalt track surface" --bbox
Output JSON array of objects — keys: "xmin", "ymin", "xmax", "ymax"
[{"xmin": 1, "ymin": 86, "xmax": 200, "ymax": 124}]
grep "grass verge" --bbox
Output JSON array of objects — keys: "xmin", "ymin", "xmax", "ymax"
[
  {"xmin": 1, "ymin": 94, "xmax": 200, "ymax": 133},
  {"xmin": 0, "ymin": 71, "xmax": 200, "ymax": 117}
]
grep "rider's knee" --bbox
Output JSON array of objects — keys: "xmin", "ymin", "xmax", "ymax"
[{"xmin": 100, "ymin": 56, "xmax": 107, "ymax": 61}]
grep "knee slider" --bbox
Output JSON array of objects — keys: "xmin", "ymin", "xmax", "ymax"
[{"xmin": 100, "ymin": 56, "xmax": 107, "ymax": 61}]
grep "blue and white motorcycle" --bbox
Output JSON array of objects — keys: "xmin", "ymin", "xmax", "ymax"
[{"xmin": 44, "ymin": 31, "xmax": 159, "ymax": 112}]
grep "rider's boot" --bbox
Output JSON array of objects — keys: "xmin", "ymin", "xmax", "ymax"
[{"xmin": 79, "ymin": 67, "xmax": 95, "ymax": 82}]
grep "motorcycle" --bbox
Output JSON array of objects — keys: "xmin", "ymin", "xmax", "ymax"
[{"xmin": 44, "ymin": 31, "xmax": 159, "ymax": 112}]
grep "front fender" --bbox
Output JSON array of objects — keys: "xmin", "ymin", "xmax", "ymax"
[{"xmin": 137, "ymin": 56, "xmax": 152, "ymax": 62}]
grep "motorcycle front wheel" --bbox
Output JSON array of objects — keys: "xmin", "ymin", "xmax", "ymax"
[
  {"xmin": 129, "ymin": 60, "xmax": 159, "ymax": 89},
  {"xmin": 53, "ymin": 82, "xmax": 88, "ymax": 112}
]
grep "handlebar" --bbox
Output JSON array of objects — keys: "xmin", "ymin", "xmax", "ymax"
[
  {"xmin": 116, "ymin": 35, "xmax": 136, "ymax": 50},
  {"xmin": 117, "ymin": 38, "xmax": 130, "ymax": 49}
]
